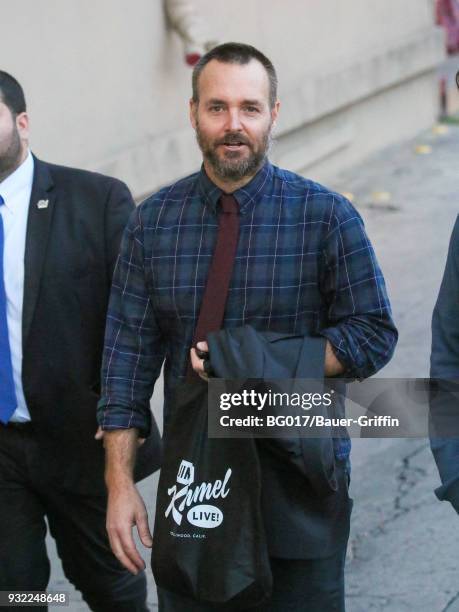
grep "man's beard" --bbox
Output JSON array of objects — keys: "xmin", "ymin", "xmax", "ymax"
[
  {"xmin": 196, "ymin": 122, "xmax": 272, "ymax": 182},
  {"xmin": 0, "ymin": 124, "xmax": 22, "ymax": 182}
]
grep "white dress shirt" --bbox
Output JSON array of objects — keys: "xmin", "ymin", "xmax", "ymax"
[{"xmin": 0, "ymin": 151, "xmax": 34, "ymax": 422}]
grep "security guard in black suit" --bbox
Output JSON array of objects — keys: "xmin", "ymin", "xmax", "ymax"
[{"xmin": 0, "ymin": 71, "xmax": 161, "ymax": 611}]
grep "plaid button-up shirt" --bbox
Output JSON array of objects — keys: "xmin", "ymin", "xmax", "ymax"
[{"xmin": 97, "ymin": 161, "xmax": 397, "ymax": 461}]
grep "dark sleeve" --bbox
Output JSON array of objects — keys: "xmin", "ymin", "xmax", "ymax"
[
  {"xmin": 319, "ymin": 196, "xmax": 398, "ymax": 379},
  {"xmin": 104, "ymin": 179, "xmax": 135, "ymax": 284},
  {"xmin": 430, "ymin": 215, "xmax": 459, "ymax": 512},
  {"xmin": 97, "ymin": 204, "xmax": 166, "ymax": 437}
]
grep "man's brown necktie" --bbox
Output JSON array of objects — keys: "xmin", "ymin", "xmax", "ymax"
[{"xmin": 192, "ymin": 193, "xmax": 240, "ymax": 348}]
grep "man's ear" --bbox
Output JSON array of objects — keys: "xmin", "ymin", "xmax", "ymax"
[
  {"xmin": 271, "ymin": 100, "xmax": 280, "ymax": 129},
  {"xmin": 16, "ymin": 112, "xmax": 29, "ymax": 143},
  {"xmin": 189, "ymin": 98, "xmax": 197, "ymax": 130}
]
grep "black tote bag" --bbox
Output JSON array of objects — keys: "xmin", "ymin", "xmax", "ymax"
[{"xmin": 152, "ymin": 379, "xmax": 272, "ymax": 609}]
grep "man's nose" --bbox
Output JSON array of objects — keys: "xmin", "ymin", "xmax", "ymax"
[{"xmin": 225, "ymin": 109, "xmax": 243, "ymax": 131}]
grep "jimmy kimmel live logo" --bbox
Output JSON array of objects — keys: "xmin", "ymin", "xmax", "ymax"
[{"xmin": 165, "ymin": 460, "xmax": 231, "ymax": 528}]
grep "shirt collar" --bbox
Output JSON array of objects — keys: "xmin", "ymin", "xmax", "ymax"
[
  {"xmin": 198, "ymin": 159, "xmax": 273, "ymax": 215},
  {"xmin": 0, "ymin": 150, "xmax": 34, "ymax": 212}
]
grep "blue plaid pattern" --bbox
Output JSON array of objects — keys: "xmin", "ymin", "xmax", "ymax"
[{"xmin": 98, "ymin": 161, "xmax": 397, "ymax": 460}]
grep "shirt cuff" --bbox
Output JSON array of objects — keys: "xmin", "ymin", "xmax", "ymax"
[
  {"xmin": 97, "ymin": 399, "xmax": 151, "ymax": 438},
  {"xmin": 320, "ymin": 328, "xmax": 364, "ymax": 379}
]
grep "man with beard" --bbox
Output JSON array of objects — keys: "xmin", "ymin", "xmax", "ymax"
[
  {"xmin": 98, "ymin": 43, "xmax": 397, "ymax": 611},
  {"xmin": 0, "ymin": 71, "xmax": 161, "ymax": 611}
]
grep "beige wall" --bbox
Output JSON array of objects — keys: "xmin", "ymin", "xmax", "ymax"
[{"xmin": 1, "ymin": 0, "xmax": 444, "ymax": 197}]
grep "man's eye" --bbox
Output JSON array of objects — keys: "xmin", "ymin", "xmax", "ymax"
[
  {"xmin": 210, "ymin": 106, "xmax": 223, "ymax": 112},
  {"xmin": 244, "ymin": 106, "xmax": 259, "ymax": 113}
]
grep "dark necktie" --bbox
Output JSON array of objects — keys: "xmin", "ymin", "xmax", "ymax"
[
  {"xmin": 0, "ymin": 195, "xmax": 17, "ymax": 424},
  {"xmin": 192, "ymin": 193, "xmax": 240, "ymax": 346}
]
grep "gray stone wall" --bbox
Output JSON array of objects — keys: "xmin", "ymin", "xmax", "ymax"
[{"xmin": 0, "ymin": 0, "xmax": 445, "ymax": 196}]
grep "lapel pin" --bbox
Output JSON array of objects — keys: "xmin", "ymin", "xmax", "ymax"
[{"xmin": 37, "ymin": 199, "xmax": 49, "ymax": 209}]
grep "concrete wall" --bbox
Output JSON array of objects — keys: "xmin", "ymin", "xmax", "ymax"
[{"xmin": 1, "ymin": 0, "xmax": 445, "ymax": 197}]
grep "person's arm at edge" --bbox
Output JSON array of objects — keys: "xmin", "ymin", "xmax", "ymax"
[{"xmin": 430, "ymin": 215, "xmax": 459, "ymax": 512}]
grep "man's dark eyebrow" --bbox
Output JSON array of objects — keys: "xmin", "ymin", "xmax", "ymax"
[
  {"xmin": 205, "ymin": 98, "xmax": 227, "ymax": 105},
  {"xmin": 204, "ymin": 98, "xmax": 263, "ymax": 106}
]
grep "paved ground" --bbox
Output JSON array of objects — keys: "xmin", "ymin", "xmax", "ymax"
[{"xmin": 46, "ymin": 115, "xmax": 459, "ymax": 609}]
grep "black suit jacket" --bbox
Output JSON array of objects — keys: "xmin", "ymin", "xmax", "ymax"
[
  {"xmin": 20, "ymin": 156, "xmax": 161, "ymax": 495},
  {"xmin": 207, "ymin": 326, "xmax": 352, "ymax": 559}
]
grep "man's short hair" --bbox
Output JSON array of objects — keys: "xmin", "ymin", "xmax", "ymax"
[
  {"xmin": 0, "ymin": 71, "xmax": 26, "ymax": 115},
  {"xmin": 192, "ymin": 42, "xmax": 278, "ymax": 109}
]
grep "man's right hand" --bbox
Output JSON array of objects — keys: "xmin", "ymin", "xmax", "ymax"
[
  {"xmin": 106, "ymin": 480, "xmax": 153, "ymax": 574},
  {"xmin": 103, "ymin": 428, "xmax": 152, "ymax": 574}
]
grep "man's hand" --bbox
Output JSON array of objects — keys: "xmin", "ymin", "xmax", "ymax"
[
  {"xmin": 190, "ymin": 340, "xmax": 210, "ymax": 381},
  {"xmin": 324, "ymin": 340, "xmax": 345, "ymax": 377},
  {"xmin": 106, "ymin": 479, "xmax": 152, "ymax": 574},
  {"xmin": 104, "ymin": 429, "xmax": 151, "ymax": 574}
]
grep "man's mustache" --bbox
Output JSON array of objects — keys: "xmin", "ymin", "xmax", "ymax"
[{"xmin": 215, "ymin": 134, "xmax": 251, "ymax": 146}]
